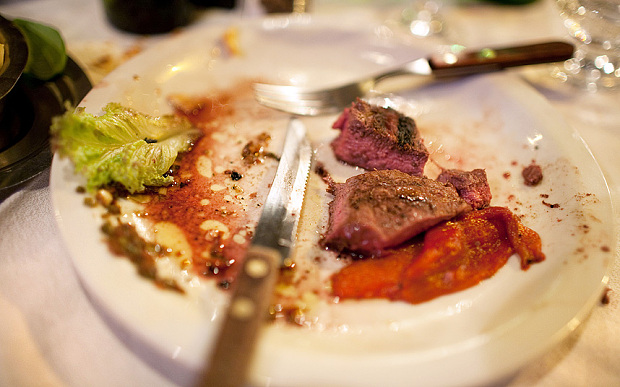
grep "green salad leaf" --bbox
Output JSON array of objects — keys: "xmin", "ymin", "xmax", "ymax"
[
  {"xmin": 51, "ymin": 103, "xmax": 202, "ymax": 193},
  {"xmin": 13, "ymin": 18, "xmax": 67, "ymax": 81}
]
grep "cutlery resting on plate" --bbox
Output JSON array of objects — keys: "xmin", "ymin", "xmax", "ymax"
[{"xmin": 254, "ymin": 41, "xmax": 574, "ymax": 115}]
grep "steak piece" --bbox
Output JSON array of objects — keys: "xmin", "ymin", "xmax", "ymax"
[
  {"xmin": 437, "ymin": 168, "xmax": 492, "ymax": 209},
  {"xmin": 331, "ymin": 99, "xmax": 428, "ymax": 176},
  {"xmin": 323, "ymin": 170, "xmax": 471, "ymax": 255}
]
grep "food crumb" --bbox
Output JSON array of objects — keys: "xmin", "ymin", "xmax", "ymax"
[
  {"xmin": 522, "ymin": 163, "xmax": 543, "ymax": 186},
  {"xmin": 226, "ymin": 170, "xmax": 243, "ymax": 181},
  {"xmin": 601, "ymin": 287, "xmax": 611, "ymax": 305},
  {"xmin": 542, "ymin": 200, "xmax": 560, "ymax": 209},
  {"xmin": 219, "ymin": 27, "xmax": 242, "ymax": 57}
]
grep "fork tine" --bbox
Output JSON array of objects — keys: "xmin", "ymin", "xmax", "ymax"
[
  {"xmin": 254, "ymin": 92, "xmax": 341, "ymax": 116},
  {"xmin": 254, "ymin": 83, "xmax": 335, "ymax": 102},
  {"xmin": 253, "ymin": 80, "xmax": 372, "ymax": 116}
]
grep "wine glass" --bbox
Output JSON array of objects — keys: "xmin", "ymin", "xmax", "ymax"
[
  {"xmin": 554, "ymin": 0, "xmax": 620, "ymax": 92},
  {"xmin": 399, "ymin": 0, "xmax": 445, "ymax": 38}
]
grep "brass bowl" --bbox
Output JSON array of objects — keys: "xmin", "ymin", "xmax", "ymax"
[
  {"xmin": 0, "ymin": 14, "xmax": 28, "ymax": 149},
  {"xmin": 0, "ymin": 14, "xmax": 28, "ymax": 100},
  {"xmin": 0, "ymin": 14, "xmax": 91, "ymax": 192}
]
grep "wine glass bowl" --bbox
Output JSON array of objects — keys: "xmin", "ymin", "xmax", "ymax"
[
  {"xmin": 400, "ymin": 0, "xmax": 445, "ymax": 38},
  {"xmin": 555, "ymin": 0, "xmax": 620, "ymax": 91}
]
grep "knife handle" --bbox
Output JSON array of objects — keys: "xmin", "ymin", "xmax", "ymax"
[
  {"xmin": 201, "ymin": 245, "xmax": 280, "ymax": 387},
  {"xmin": 428, "ymin": 41, "xmax": 574, "ymax": 78}
]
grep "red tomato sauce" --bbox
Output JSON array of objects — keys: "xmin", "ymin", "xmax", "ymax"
[{"xmin": 331, "ymin": 207, "xmax": 545, "ymax": 304}]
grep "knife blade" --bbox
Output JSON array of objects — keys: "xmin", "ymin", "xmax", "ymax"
[{"xmin": 201, "ymin": 117, "xmax": 313, "ymax": 387}]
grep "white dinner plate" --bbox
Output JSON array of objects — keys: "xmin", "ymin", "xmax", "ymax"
[{"xmin": 51, "ymin": 14, "xmax": 615, "ymax": 387}]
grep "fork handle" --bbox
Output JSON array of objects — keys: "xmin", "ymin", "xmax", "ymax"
[{"xmin": 428, "ymin": 41, "xmax": 574, "ymax": 78}]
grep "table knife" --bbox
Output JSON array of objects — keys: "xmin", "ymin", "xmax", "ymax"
[{"xmin": 201, "ymin": 117, "xmax": 313, "ymax": 387}]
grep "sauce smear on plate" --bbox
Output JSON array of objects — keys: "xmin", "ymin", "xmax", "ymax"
[{"xmin": 332, "ymin": 206, "xmax": 545, "ymax": 304}]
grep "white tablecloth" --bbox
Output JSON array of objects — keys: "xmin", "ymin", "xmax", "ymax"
[{"xmin": 1, "ymin": 0, "xmax": 618, "ymax": 386}]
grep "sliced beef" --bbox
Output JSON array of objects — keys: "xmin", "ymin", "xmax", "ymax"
[
  {"xmin": 437, "ymin": 168, "xmax": 492, "ymax": 209},
  {"xmin": 322, "ymin": 170, "xmax": 471, "ymax": 255},
  {"xmin": 331, "ymin": 99, "xmax": 428, "ymax": 176}
]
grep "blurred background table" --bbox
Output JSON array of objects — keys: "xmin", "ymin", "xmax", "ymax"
[{"xmin": 0, "ymin": 0, "xmax": 618, "ymax": 386}]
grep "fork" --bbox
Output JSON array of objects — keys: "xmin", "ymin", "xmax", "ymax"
[{"xmin": 254, "ymin": 41, "xmax": 574, "ymax": 116}]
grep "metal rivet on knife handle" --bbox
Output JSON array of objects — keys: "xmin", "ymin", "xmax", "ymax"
[
  {"xmin": 230, "ymin": 297, "xmax": 255, "ymax": 320},
  {"xmin": 245, "ymin": 257, "xmax": 270, "ymax": 279}
]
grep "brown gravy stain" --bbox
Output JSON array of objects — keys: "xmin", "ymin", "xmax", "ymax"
[{"xmin": 138, "ymin": 84, "xmax": 274, "ymax": 287}]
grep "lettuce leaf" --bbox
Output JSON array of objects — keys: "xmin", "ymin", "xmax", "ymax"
[{"xmin": 51, "ymin": 103, "xmax": 201, "ymax": 193}]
